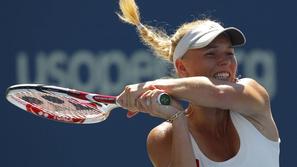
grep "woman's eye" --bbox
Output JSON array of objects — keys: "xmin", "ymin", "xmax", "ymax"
[
  {"xmin": 227, "ymin": 52, "xmax": 234, "ymax": 55},
  {"xmin": 226, "ymin": 52, "xmax": 235, "ymax": 57}
]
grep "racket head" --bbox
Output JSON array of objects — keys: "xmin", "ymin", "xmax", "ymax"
[{"xmin": 6, "ymin": 84, "xmax": 119, "ymax": 124}]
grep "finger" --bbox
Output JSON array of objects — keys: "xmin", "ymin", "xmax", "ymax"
[
  {"xmin": 116, "ymin": 93, "xmax": 124, "ymax": 107},
  {"xmin": 143, "ymin": 82, "xmax": 156, "ymax": 90},
  {"xmin": 125, "ymin": 86, "xmax": 137, "ymax": 109},
  {"xmin": 135, "ymin": 97, "xmax": 147, "ymax": 113},
  {"xmin": 126, "ymin": 87, "xmax": 133, "ymax": 108},
  {"xmin": 147, "ymin": 84, "xmax": 157, "ymax": 90},
  {"xmin": 142, "ymin": 90, "xmax": 155, "ymax": 113},
  {"xmin": 149, "ymin": 90, "xmax": 163, "ymax": 115},
  {"xmin": 144, "ymin": 89, "xmax": 163, "ymax": 116},
  {"xmin": 151, "ymin": 90, "xmax": 182, "ymax": 118},
  {"xmin": 138, "ymin": 90, "xmax": 152, "ymax": 111},
  {"xmin": 123, "ymin": 87, "xmax": 129, "ymax": 108},
  {"xmin": 151, "ymin": 89, "xmax": 182, "ymax": 110}
]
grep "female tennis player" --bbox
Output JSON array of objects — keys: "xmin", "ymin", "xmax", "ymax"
[{"xmin": 116, "ymin": 0, "xmax": 280, "ymax": 166}]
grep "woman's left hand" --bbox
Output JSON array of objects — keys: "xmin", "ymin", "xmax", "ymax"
[{"xmin": 136, "ymin": 89, "xmax": 184, "ymax": 120}]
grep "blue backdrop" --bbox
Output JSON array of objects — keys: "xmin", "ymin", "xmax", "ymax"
[{"xmin": 1, "ymin": 0, "xmax": 296, "ymax": 166}]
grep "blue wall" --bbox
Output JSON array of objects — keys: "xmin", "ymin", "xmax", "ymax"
[{"xmin": 1, "ymin": 0, "xmax": 296, "ymax": 166}]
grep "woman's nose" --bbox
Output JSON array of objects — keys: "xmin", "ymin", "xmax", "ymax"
[{"xmin": 217, "ymin": 54, "xmax": 232, "ymax": 66}]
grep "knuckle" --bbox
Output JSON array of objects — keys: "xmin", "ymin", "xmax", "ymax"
[{"xmin": 125, "ymin": 85, "xmax": 131, "ymax": 91}]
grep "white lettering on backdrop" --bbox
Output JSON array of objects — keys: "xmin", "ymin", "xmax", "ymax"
[{"xmin": 16, "ymin": 49, "xmax": 277, "ymax": 98}]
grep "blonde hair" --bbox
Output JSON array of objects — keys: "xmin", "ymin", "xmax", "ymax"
[{"xmin": 117, "ymin": 0, "xmax": 214, "ymax": 62}]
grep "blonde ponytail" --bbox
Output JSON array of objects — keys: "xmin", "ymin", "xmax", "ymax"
[
  {"xmin": 117, "ymin": 0, "xmax": 141, "ymax": 26},
  {"xmin": 117, "ymin": 0, "xmax": 172, "ymax": 61},
  {"xmin": 117, "ymin": 0, "xmax": 213, "ymax": 63}
]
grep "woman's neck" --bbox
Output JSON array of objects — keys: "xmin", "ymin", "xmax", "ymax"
[{"xmin": 186, "ymin": 104, "xmax": 230, "ymax": 137}]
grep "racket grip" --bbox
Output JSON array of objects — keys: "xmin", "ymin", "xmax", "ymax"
[{"xmin": 157, "ymin": 93, "xmax": 171, "ymax": 105}]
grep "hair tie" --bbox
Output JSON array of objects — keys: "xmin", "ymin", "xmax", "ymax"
[{"xmin": 136, "ymin": 23, "xmax": 145, "ymax": 30}]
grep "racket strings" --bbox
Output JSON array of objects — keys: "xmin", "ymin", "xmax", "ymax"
[{"xmin": 11, "ymin": 89, "xmax": 107, "ymax": 120}]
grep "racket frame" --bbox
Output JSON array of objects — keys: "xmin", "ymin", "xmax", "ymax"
[
  {"xmin": 6, "ymin": 84, "xmax": 171, "ymax": 124},
  {"xmin": 6, "ymin": 84, "xmax": 119, "ymax": 124}
]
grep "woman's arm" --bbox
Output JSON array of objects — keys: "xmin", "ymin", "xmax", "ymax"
[
  {"xmin": 147, "ymin": 116, "xmax": 196, "ymax": 167},
  {"xmin": 151, "ymin": 76, "xmax": 279, "ymax": 141},
  {"xmin": 151, "ymin": 76, "xmax": 270, "ymax": 117},
  {"xmin": 130, "ymin": 90, "xmax": 197, "ymax": 167}
]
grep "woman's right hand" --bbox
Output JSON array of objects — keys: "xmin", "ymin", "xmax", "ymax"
[
  {"xmin": 116, "ymin": 82, "xmax": 155, "ymax": 113},
  {"xmin": 117, "ymin": 83, "xmax": 184, "ymax": 120}
]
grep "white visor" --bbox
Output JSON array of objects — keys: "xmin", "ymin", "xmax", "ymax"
[{"xmin": 173, "ymin": 21, "xmax": 246, "ymax": 67}]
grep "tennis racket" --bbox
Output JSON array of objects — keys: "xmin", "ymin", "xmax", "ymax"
[{"xmin": 6, "ymin": 84, "xmax": 171, "ymax": 124}]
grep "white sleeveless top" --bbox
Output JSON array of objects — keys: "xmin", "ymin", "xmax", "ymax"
[{"xmin": 190, "ymin": 112, "xmax": 280, "ymax": 167}]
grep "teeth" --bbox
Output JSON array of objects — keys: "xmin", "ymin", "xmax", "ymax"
[{"xmin": 214, "ymin": 72, "xmax": 230, "ymax": 80}]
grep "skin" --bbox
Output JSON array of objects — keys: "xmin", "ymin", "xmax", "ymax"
[{"xmin": 117, "ymin": 34, "xmax": 279, "ymax": 167}]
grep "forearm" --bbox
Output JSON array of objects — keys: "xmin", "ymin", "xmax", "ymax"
[
  {"xmin": 152, "ymin": 77, "xmax": 219, "ymax": 107},
  {"xmin": 169, "ymin": 115, "xmax": 196, "ymax": 167}
]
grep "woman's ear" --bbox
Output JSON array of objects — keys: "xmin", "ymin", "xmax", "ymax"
[{"xmin": 175, "ymin": 59, "xmax": 188, "ymax": 77}]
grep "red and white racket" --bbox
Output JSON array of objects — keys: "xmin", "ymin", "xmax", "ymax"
[{"xmin": 6, "ymin": 84, "xmax": 171, "ymax": 124}]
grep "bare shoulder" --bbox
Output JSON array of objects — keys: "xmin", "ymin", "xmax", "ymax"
[
  {"xmin": 147, "ymin": 122, "xmax": 173, "ymax": 167},
  {"xmin": 236, "ymin": 78, "xmax": 270, "ymax": 113},
  {"xmin": 238, "ymin": 78, "xmax": 269, "ymax": 97},
  {"xmin": 237, "ymin": 78, "xmax": 279, "ymax": 141}
]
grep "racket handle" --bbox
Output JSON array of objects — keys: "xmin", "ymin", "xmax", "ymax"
[{"xmin": 157, "ymin": 93, "xmax": 171, "ymax": 105}]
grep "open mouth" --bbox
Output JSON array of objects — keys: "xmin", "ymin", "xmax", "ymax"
[{"xmin": 213, "ymin": 72, "xmax": 230, "ymax": 81}]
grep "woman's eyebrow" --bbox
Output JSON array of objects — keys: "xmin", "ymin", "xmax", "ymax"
[{"xmin": 205, "ymin": 44, "xmax": 233, "ymax": 49}]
